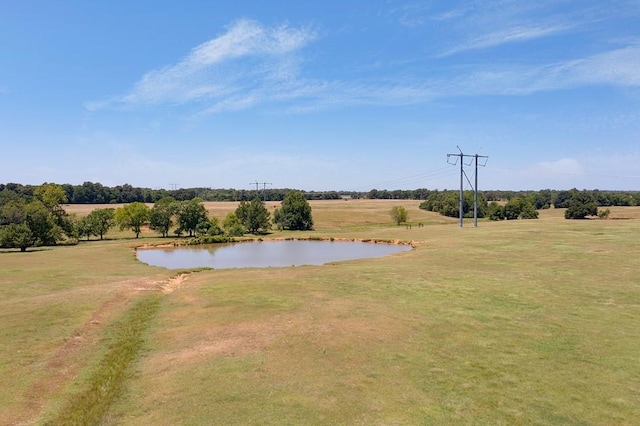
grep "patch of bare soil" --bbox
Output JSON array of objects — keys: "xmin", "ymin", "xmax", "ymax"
[
  {"xmin": 158, "ymin": 274, "xmax": 189, "ymax": 294},
  {"xmin": 149, "ymin": 297, "xmax": 411, "ymax": 367}
]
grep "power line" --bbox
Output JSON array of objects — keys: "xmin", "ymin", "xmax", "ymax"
[
  {"xmin": 250, "ymin": 181, "xmax": 272, "ymax": 201},
  {"xmin": 352, "ymin": 167, "xmax": 458, "ymax": 191}
]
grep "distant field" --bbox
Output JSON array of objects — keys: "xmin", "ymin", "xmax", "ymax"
[{"xmin": 2, "ymin": 201, "xmax": 640, "ymax": 424}]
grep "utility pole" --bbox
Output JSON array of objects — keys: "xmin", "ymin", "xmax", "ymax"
[
  {"xmin": 250, "ymin": 181, "xmax": 272, "ymax": 201},
  {"xmin": 447, "ymin": 147, "xmax": 488, "ymax": 228},
  {"xmin": 447, "ymin": 147, "xmax": 465, "ymax": 228}
]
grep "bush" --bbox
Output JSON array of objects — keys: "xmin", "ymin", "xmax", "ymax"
[
  {"xmin": 223, "ymin": 212, "xmax": 245, "ymax": 237},
  {"xmin": 188, "ymin": 235, "xmax": 235, "ymax": 245}
]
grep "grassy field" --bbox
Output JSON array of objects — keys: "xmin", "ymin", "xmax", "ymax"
[{"xmin": 2, "ymin": 201, "xmax": 640, "ymax": 424}]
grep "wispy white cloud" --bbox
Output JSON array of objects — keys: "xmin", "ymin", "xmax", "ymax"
[
  {"xmin": 87, "ymin": 8, "xmax": 640, "ymax": 117},
  {"xmin": 446, "ymin": 45, "xmax": 640, "ymax": 95},
  {"xmin": 530, "ymin": 158, "xmax": 585, "ymax": 176},
  {"xmin": 429, "ymin": 0, "xmax": 634, "ymax": 56},
  {"xmin": 567, "ymin": 46, "xmax": 640, "ymax": 86},
  {"xmin": 439, "ymin": 24, "xmax": 573, "ymax": 56},
  {"xmin": 86, "ymin": 19, "xmax": 316, "ymax": 111}
]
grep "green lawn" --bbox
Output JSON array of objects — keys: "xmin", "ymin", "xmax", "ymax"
[{"xmin": 2, "ymin": 202, "xmax": 639, "ymax": 424}]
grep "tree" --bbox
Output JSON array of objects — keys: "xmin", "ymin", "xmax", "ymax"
[
  {"xmin": 115, "ymin": 202, "xmax": 150, "ymax": 238},
  {"xmin": 75, "ymin": 216, "xmax": 94, "ymax": 241},
  {"xmin": 273, "ymin": 191, "xmax": 314, "ymax": 230},
  {"xmin": 554, "ymin": 190, "xmax": 575, "ymax": 208},
  {"xmin": 223, "ymin": 212, "xmax": 245, "ymax": 236},
  {"xmin": 390, "ymin": 205, "xmax": 408, "ymax": 225},
  {"xmin": 34, "ymin": 183, "xmax": 73, "ymax": 237},
  {"xmin": 201, "ymin": 217, "xmax": 224, "ymax": 236},
  {"xmin": 86, "ymin": 208, "xmax": 116, "ymax": 240},
  {"xmin": 0, "ymin": 199, "xmax": 26, "ymax": 225},
  {"xmin": 0, "ymin": 223, "xmax": 34, "ymax": 252},
  {"xmin": 598, "ymin": 208, "xmax": 611, "ymax": 220},
  {"xmin": 565, "ymin": 192, "xmax": 598, "ymax": 219},
  {"xmin": 177, "ymin": 198, "xmax": 208, "ymax": 237},
  {"xmin": 495, "ymin": 198, "xmax": 538, "ymax": 220},
  {"xmin": 236, "ymin": 198, "xmax": 270, "ymax": 234},
  {"xmin": 34, "ymin": 183, "xmax": 67, "ymax": 210},
  {"xmin": 0, "ymin": 187, "xmax": 71, "ymax": 247},
  {"xmin": 24, "ymin": 200, "xmax": 61, "ymax": 245},
  {"xmin": 487, "ymin": 202, "xmax": 505, "ymax": 221},
  {"xmin": 503, "ymin": 198, "xmax": 522, "ymax": 220},
  {"xmin": 529, "ymin": 190, "xmax": 553, "ymax": 210},
  {"xmin": 150, "ymin": 197, "xmax": 179, "ymax": 237},
  {"xmin": 518, "ymin": 202, "xmax": 539, "ymax": 219}
]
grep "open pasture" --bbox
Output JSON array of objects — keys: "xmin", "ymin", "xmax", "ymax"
[{"xmin": 2, "ymin": 201, "xmax": 640, "ymax": 424}]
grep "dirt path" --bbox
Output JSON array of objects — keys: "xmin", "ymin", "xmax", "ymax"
[{"xmin": 6, "ymin": 274, "xmax": 189, "ymax": 425}]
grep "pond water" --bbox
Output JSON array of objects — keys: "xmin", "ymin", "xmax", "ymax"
[{"xmin": 136, "ymin": 240, "xmax": 411, "ymax": 270}]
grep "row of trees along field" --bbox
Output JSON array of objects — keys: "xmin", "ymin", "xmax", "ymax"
[
  {"xmin": 0, "ymin": 184, "xmax": 314, "ymax": 251},
  {"xmin": 2, "ymin": 182, "xmax": 639, "ymax": 205},
  {"xmin": 419, "ymin": 188, "xmax": 623, "ymax": 220}
]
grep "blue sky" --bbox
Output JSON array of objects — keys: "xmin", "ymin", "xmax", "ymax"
[{"xmin": 1, "ymin": 1, "xmax": 640, "ymax": 191}]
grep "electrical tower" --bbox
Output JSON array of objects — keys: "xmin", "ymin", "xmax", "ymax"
[
  {"xmin": 447, "ymin": 147, "xmax": 488, "ymax": 227},
  {"xmin": 250, "ymin": 181, "xmax": 272, "ymax": 201}
]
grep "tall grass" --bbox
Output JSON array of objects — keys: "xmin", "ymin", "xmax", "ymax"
[{"xmin": 46, "ymin": 294, "xmax": 161, "ymax": 425}]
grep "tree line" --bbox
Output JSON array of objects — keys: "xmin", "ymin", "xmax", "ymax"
[
  {"xmin": 0, "ymin": 182, "xmax": 345, "ymax": 204},
  {"xmin": 2, "ymin": 182, "xmax": 639, "ymax": 205},
  {"xmin": 419, "ymin": 188, "xmax": 630, "ymax": 220},
  {"xmin": 2, "ymin": 181, "xmax": 636, "ymax": 251},
  {"xmin": 0, "ymin": 184, "xmax": 314, "ymax": 251}
]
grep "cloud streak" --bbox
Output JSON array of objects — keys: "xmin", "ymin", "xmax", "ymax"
[
  {"xmin": 446, "ymin": 45, "xmax": 640, "ymax": 95},
  {"xmin": 88, "ymin": 9, "xmax": 640, "ymax": 117},
  {"xmin": 439, "ymin": 24, "xmax": 573, "ymax": 56},
  {"xmin": 87, "ymin": 19, "xmax": 316, "ymax": 110}
]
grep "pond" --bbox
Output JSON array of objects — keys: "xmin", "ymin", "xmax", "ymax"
[{"xmin": 136, "ymin": 240, "xmax": 412, "ymax": 270}]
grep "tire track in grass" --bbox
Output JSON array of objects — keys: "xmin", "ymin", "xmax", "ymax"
[{"xmin": 45, "ymin": 293, "xmax": 162, "ymax": 425}]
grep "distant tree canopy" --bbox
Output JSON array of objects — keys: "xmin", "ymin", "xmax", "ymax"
[
  {"xmin": 273, "ymin": 191, "xmax": 314, "ymax": 230},
  {"xmin": 419, "ymin": 191, "xmax": 488, "ymax": 219},
  {"xmin": 1, "ymin": 182, "xmax": 639, "ymax": 207},
  {"xmin": 1, "ymin": 181, "xmax": 639, "ymax": 250},
  {"xmin": 419, "ymin": 188, "xmax": 639, "ymax": 221}
]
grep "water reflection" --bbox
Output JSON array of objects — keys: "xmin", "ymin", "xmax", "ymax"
[{"xmin": 137, "ymin": 240, "xmax": 411, "ymax": 269}]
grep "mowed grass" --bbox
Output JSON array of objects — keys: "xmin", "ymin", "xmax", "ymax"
[{"xmin": 2, "ymin": 201, "xmax": 640, "ymax": 424}]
